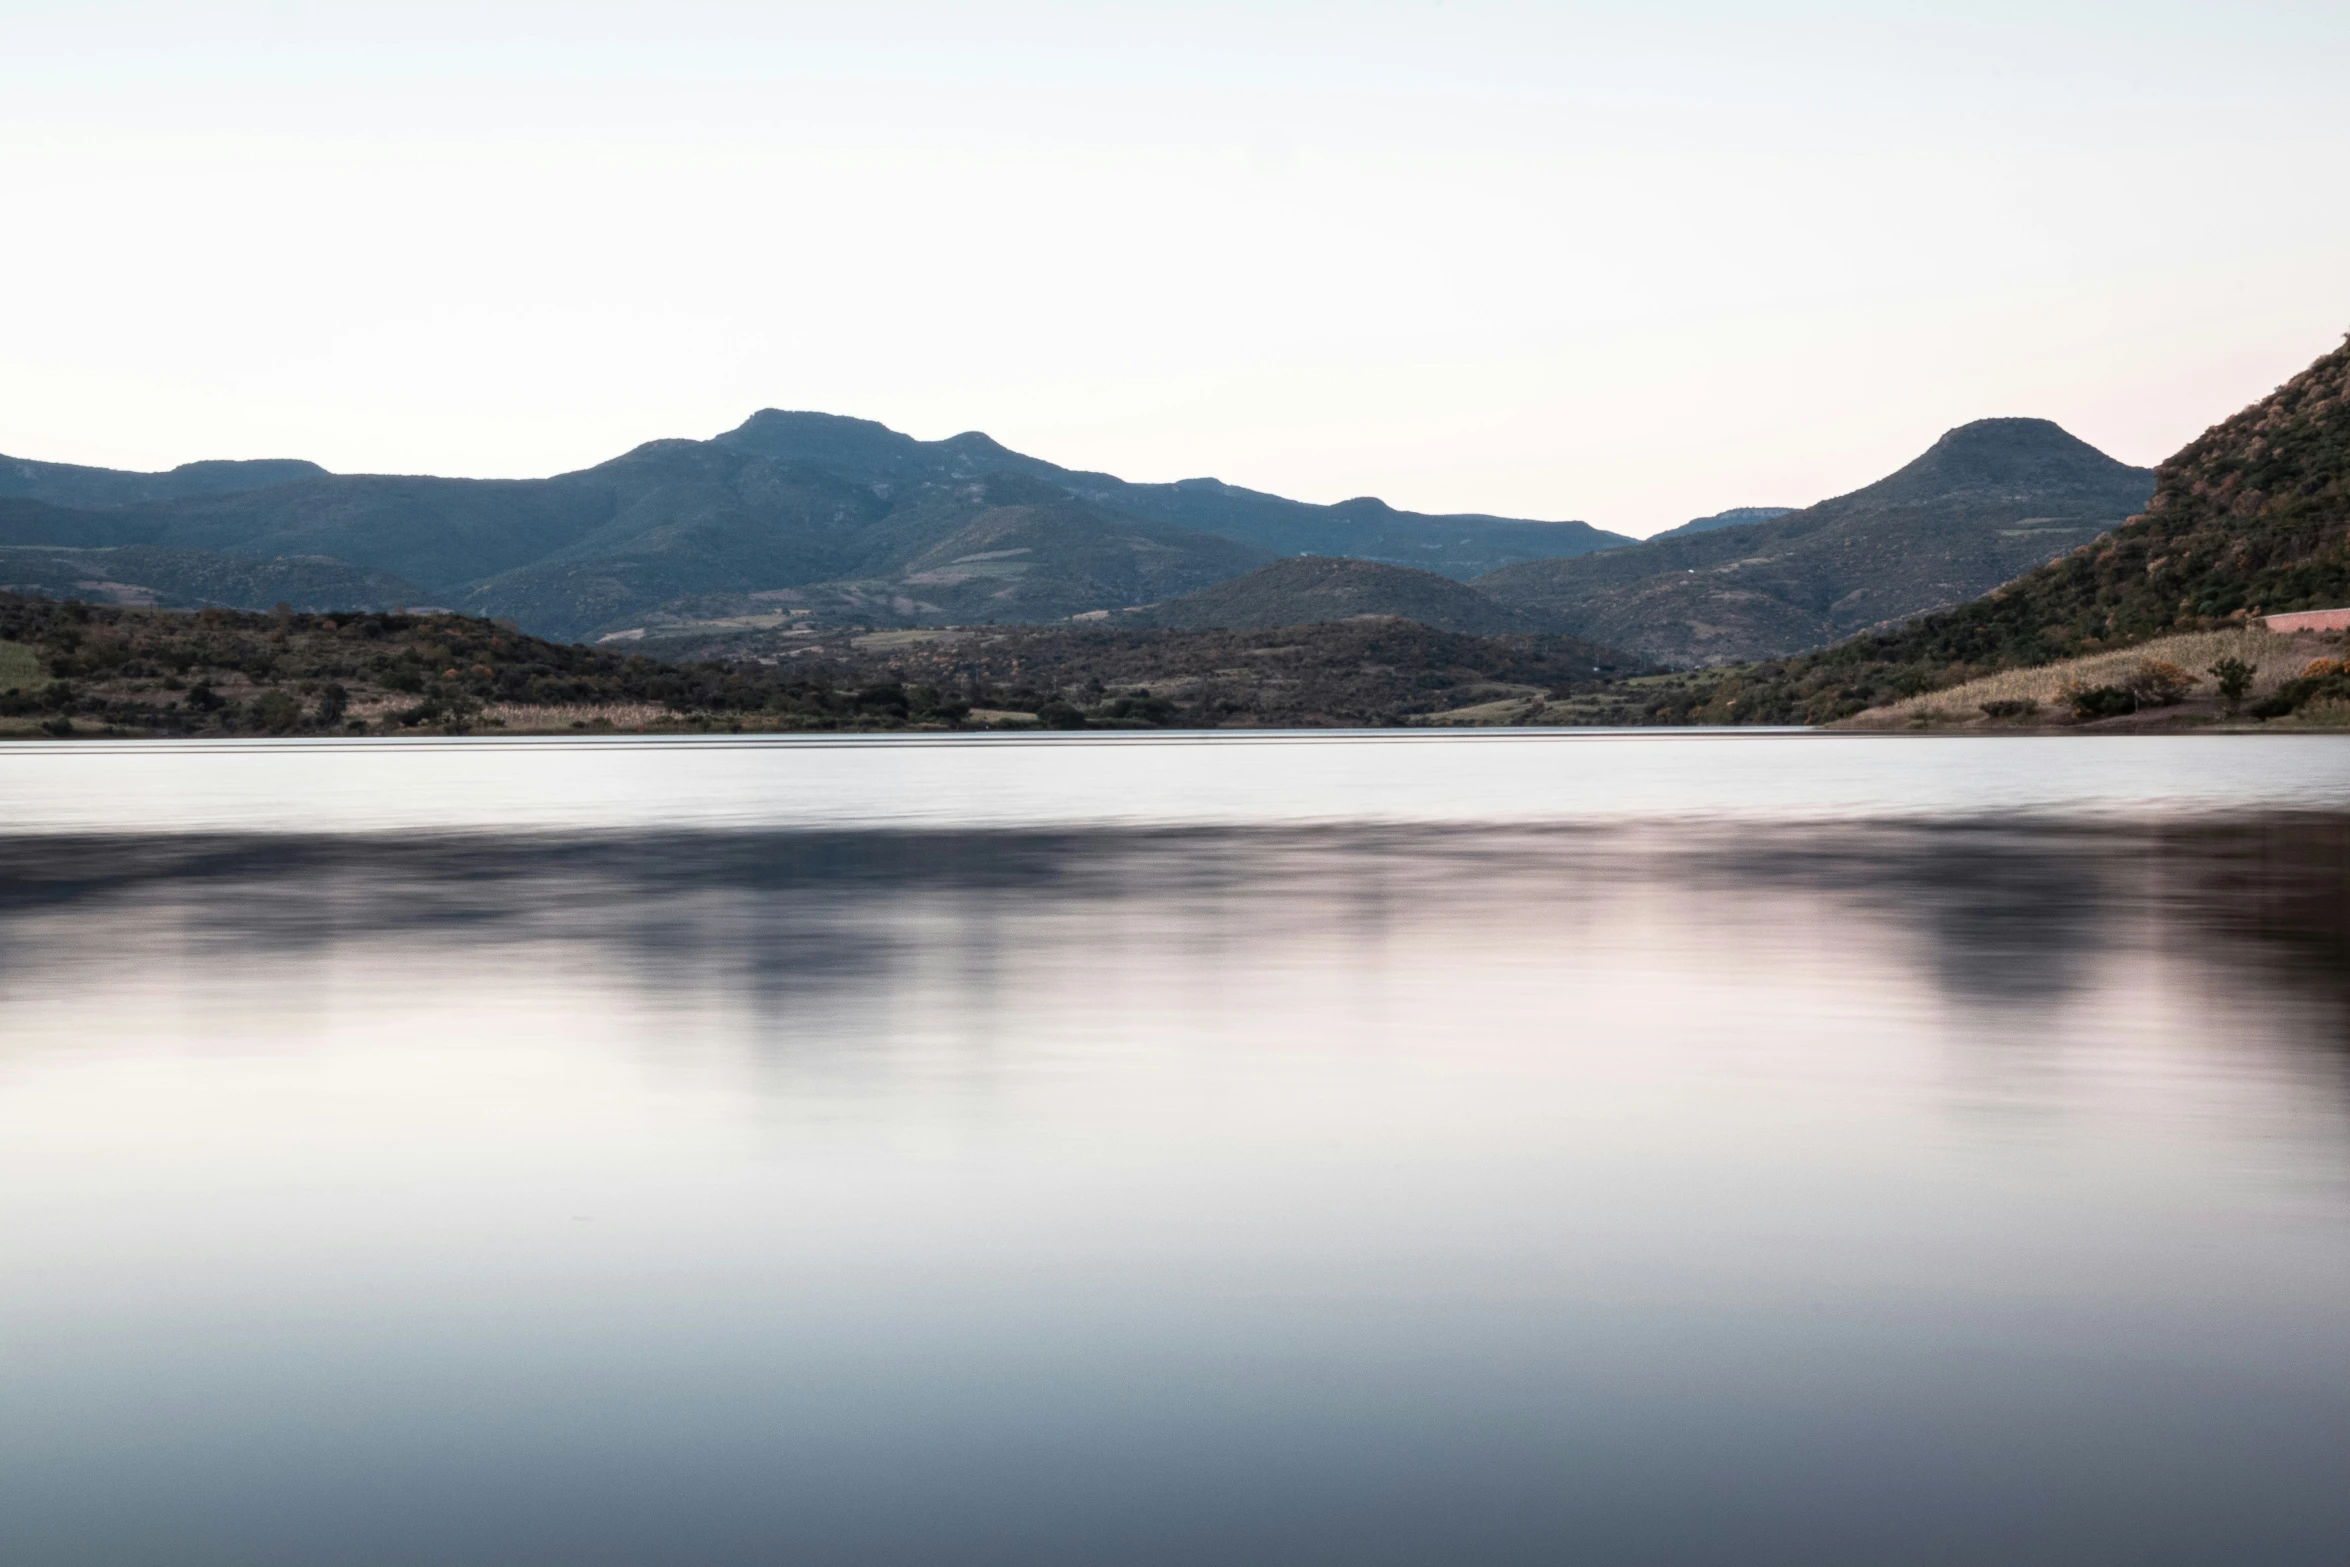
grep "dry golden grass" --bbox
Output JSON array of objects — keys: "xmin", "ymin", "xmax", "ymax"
[{"xmin": 1842, "ymin": 628, "xmax": 2325, "ymax": 728}]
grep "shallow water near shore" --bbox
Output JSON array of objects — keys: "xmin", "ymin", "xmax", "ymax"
[
  {"xmin": 4, "ymin": 727, "xmax": 2350, "ymax": 832},
  {"xmin": 2, "ymin": 734, "xmax": 2349, "ymax": 1565}
]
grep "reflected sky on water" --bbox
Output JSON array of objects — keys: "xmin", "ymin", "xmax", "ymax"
[{"xmin": 1, "ymin": 749, "xmax": 2349, "ymax": 1564}]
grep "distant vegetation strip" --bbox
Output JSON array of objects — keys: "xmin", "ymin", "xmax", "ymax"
[
  {"xmin": 0, "ymin": 594, "xmax": 1643, "ymax": 737},
  {"xmin": 633, "ymin": 617, "xmax": 1642, "ymax": 730},
  {"xmin": 0, "ymin": 596, "xmax": 976, "ymax": 738}
]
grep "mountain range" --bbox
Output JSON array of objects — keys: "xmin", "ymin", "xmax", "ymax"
[
  {"xmin": 0, "ymin": 415, "xmax": 1630, "ymax": 642},
  {"xmin": 1, "ymin": 406, "xmax": 2166, "ymax": 666}
]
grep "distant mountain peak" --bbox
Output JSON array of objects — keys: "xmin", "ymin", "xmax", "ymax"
[
  {"xmin": 1649, "ymin": 506, "xmax": 1797, "ymax": 542},
  {"xmin": 1938, "ymin": 415, "xmax": 2075, "ymax": 439},
  {"xmin": 167, "ymin": 457, "xmax": 329, "ymax": 483},
  {"xmin": 941, "ymin": 431, "xmax": 1019, "ymax": 457},
  {"xmin": 728, "ymin": 409, "xmax": 906, "ymax": 440},
  {"xmin": 1864, "ymin": 417, "xmax": 2148, "ymax": 505}
]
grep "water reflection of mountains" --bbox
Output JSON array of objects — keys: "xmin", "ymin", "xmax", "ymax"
[{"xmin": 4, "ymin": 820, "xmax": 2345, "ymax": 1036}]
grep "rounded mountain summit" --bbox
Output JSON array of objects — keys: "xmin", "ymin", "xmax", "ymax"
[{"xmin": 1473, "ymin": 418, "xmax": 2157, "ymax": 666}]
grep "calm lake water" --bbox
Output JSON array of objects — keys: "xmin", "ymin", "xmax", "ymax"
[{"xmin": 3, "ymin": 733, "xmax": 2348, "ymax": 1565}]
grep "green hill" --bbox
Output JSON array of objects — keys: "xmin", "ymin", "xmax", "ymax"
[
  {"xmin": 1125, "ymin": 554, "xmax": 1554, "ymax": 634},
  {"xmin": 1475, "ymin": 419, "xmax": 2154, "ymax": 665}
]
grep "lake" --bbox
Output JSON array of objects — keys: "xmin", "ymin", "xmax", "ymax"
[{"xmin": 3, "ymin": 732, "xmax": 2348, "ymax": 1565}]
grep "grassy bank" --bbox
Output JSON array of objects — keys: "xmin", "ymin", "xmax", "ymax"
[{"xmin": 1837, "ymin": 626, "xmax": 2349, "ymax": 730}]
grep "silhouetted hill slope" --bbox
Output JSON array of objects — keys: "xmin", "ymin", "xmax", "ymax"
[
  {"xmin": 0, "ymin": 453, "xmax": 327, "ymax": 507},
  {"xmin": 716, "ymin": 410, "xmax": 1635, "ymax": 577},
  {"xmin": 1475, "ymin": 419, "xmax": 2154, "ymax": 665},
  {"xmin": 1647, "ymin": 506, "xmax": 1796, "ymax": 542},
  {"xmin": 1127, "ymin": 555, "xmax": 1552, "ymax": 634},
  {"xmin": 1577, "ymin": 335, "xmax": 2350, "ymax": 725}
]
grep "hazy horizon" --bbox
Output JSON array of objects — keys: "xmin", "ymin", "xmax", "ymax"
[{"xmin": 4, "ymin": 0, "xmax": 2346, "ymax": 537}]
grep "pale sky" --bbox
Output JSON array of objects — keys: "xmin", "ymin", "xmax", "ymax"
[{"xmin": 2, "ymin": 1, "xmax": 2345, "ymax": 536}]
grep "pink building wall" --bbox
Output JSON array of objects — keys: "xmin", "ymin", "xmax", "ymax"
[{"xmin": 2262, "ymin": 608, "xmax": 2350, "ymax": 633}]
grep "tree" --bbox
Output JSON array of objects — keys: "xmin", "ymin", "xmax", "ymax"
[{"xmin": 2207, "ymin": 656, "xmax": 2257, "ymax": 714}]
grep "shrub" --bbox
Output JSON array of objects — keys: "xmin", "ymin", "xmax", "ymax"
[
  {"xmin": 853, "ymin": 682, "xmax": 910, "ymax": 715},
  {"xmin": 2122, "ymin": 659, "xmax": 2195, "ymax": 706},
  {"xmin": 252, "ymin": 691, "xmax": 303, "ymax": 732},
  {"xmin": 2059, "ymin": 680, "xmax": 2136, "ymax": 720},
  {"xmin": 2250, "ymin": 659, "xmax": 2350, "ymax": 720},
  {"xmin": 1091, "ymin": 693, "xmax": 1179, "ymax": 727},
  {"xmin": 1979, "ymin": 698, "xmax": 2040, "ymax": 720}
]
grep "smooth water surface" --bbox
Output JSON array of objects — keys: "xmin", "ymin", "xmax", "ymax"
[
  {"xmin": 5, "ymin": 728, "xmax": 2350, "ymax": 832},
  {"xmin": 2, "ymin": 733, "xmax": 2348, "ymax": 1565}
]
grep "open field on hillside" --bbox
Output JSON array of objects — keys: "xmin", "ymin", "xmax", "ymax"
[{"xmin": 1839, "ymin": 627, "xmax": 2347, "ymax": 730}]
